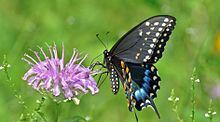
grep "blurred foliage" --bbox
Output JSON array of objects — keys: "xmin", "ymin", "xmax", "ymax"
[{"xmin": 0, "ymin": 0, "xmax": 220, "ymax": 122}]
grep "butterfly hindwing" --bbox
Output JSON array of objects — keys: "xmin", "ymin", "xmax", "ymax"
[
  {"xmin": 111, "ymin": 59, "xmax": 161, "ymax": 117},
  {"xmin": 124, "ymin": 63, "xmax": 160, "ymax": 117},
  {"xmin": 110, "ymin": 15, "xmax": 176, "ymax": 64}
]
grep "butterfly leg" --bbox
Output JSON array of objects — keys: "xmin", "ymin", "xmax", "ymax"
[
  {"xmin": 97, "ymin": 71, "xmax": 109, "ymax": 88},
  {"xmin": 89, "ymin": 61, "xmax": 106, "ymax": 70},
  {"xmin": 89, "ymin": 61, "xmax": 109, "ymax": 88}
]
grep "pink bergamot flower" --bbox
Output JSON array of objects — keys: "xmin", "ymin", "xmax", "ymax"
[{"xmin": 22, "ymin": 43, "xmax": 99, "ymax": 103}]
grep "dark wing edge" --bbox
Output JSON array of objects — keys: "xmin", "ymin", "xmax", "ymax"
[
  {"xmin": 109, "ymin": 15, "xmax": 176, "ymax": 56},
  {"xmin": 146, "ymin": 17, "xmax": 176, "ymax": 63},
  {"xmin": 110, "ymin": 15, "xmax": 176, "ymax": 64}
]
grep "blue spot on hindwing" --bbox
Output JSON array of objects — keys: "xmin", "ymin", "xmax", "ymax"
[
  {"xmin": 144, "ymin": 69, "xmax": 150, "ymax": 75},
  {"xmin": 144, "ymin": 76, "xmax": 151, "ymax": 82},
  {"xmin": 134, "ymin": 88, "xmax": 147, "ymax": 101},
  {"xmin": 142, "ymin": 82, "xmax": 150, "ymax": 92}
]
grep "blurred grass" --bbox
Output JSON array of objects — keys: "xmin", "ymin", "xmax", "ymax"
[{"xmin": 0, "ymin": 0, "xmax": 220, "ymax": 122}]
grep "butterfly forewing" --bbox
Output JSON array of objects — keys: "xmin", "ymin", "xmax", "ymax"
[
  {"xmin": 110, "ymin": 15, "xmax": 176, "ymax": 64},
  {"xmin": 147, "ymin": 18, "xmax": 176, "ymax": 63}
]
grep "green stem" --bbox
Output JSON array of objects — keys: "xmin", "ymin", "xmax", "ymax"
[
  {"xmin": 35, "ymin": 97, "xmax": 47, "ymax": 122},
  {"xmin": 173, "ymin": 102, "xmax": 183, "ymax": 122},
  {"xmin": 191, "ymin": 79, "xmax": 195, "ymax": 122},
  {"xmin": 209, "ymin": 99, "xmax": 213, "ymax": 122},
  {"xmin": 3, "ymin": 55, "xmax": 11, "ymax": 81},
  {"xmin": 55, "ymin": 102, "xmax": 61, "ymax": 122},
  {"xmin": 191, "ymin": 68, "xmax": 196, "ymax": 122},
  {"xmin": 210, "ymin": 117, "xmax": 212, "ymax": 122}
]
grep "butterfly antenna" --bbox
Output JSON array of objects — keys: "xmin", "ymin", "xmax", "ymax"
[
  {"xmin": 96, "ymin": 34, "xmax": 107, "ymax": 49},
  {"xmin": 105, "ymin": 31, "xmax": 110, "ymax": 47}
]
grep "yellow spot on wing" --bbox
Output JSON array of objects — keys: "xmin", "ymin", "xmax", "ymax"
[
  {"xmin": 126, "ymin": 67, "xmax": 129, "ymax": 73},
  {"xmin": 128, "ymin": 72, "xmax": 131, "ymax": 83},
  {"xmin": 123, "ymin": 82, "xmax": 127, "ymax": 91},
  {"xmin": 129, "ymin": 88, "xmax": 132, "ymax": 92},
  {"xmin": 122, "ymin": 69, "xmax": 126, "ymax": 78},
  {"xmin": 121, "ymin": 61, "xmax": 125, "ymax": 68}
]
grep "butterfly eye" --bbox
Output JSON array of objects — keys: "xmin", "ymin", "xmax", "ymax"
[{"xmin": 103, "ymin": 50, "xmax": 108, "ymax": 55}]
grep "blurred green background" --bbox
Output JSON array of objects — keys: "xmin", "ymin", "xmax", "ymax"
[{"xmin": 1, "ymin": 0, "xmax": 220, "ymax": 122}]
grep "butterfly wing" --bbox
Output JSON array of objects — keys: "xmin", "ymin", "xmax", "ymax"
[
  {"xmin": 103, "ymin": 15, "xmax": 176, "ymax": 117},
  {"xmin": 109, "ymin": 56, "xmax": 161, "ymax": 116},
  {"xmin": 110, "ymin": 57, "xmax": 135, "ymax": 111},
  {"xmin": 110, "ymin": 15, "xmax": 176, "ymax": 64},
  {"xmin": 123, "ymin": 62, "xmax": 161, "ymax": 117}
]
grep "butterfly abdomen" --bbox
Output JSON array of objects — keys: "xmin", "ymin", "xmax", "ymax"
[{"xmin": 108, "ymin": 63, "xmax": 120, "ymax": 94}]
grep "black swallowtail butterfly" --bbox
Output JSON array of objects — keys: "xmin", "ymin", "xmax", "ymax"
[{"xmin": 100, "ymin": 15, "xmax": 176, "ymax": 118}]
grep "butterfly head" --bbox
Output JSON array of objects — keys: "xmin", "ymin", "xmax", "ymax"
[
  {"xmin": 103, "ymin": 49, "xmax": 111, "ymax": 64},
  {"xmin": 103, "ymin": 49, "xmax": 109, "ymax": 56}
]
